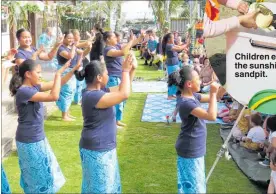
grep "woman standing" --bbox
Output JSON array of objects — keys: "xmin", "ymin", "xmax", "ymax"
[
  {"xmin": 162, "ymin": 33, "xmax": 188, "ymax": 100},
  {"xmin": 56, "ymin": 31, "xmax": 92, "ymax": 121},
  {"xmin": 9, "ymin": 57, "xmax": 82, "ymax": 193},
  {"xmin": 71, "ymin": 29, "xmax": 94, "ymax": 105},
  {"xmin": 78, "ymin": 55, "xmax": 135, "ymax": 193},
  {"xmin": 103, "ymin": 31, "xmax": 143, "ymax": 127},
  {"xmin": 14, "ymin": 28, "xmax": 62, "ymax": 72},
  {"xmin": 89, "ymin": 24, "xmax": 104, "ymax": 62}
]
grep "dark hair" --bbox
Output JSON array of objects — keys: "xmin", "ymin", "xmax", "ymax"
[
  {"xmin": 45, "ymin": 27, "xmax": 52, "ymax": 34},
  {"xmin": 251, "ymin": 113, "xmax": 262, "ymax": 126},
  {"xmin": 76, "ymin": 60, "xmax": 106, "ymax": 85},
  {"xmin": 146, "ymin": 30, "xmax": 153, "ymax": 35},
  {"xmin": 267, "ymin": 116, "xmax": 276, "ymax": 132},
  {"xmin": 114, "ymin": 31, "xmax": 121, "ymax": 38},
  {"xmin": 168, "ymin": 66, "xmax": 193, "ymax": 90},
  {"xmin": 103, "ymin": 31, "xmax": 113, "ymax": 42},
  {"xmin": 9, "ymin": 59, "xmax": 38, "ymax": 96},
  {"xmin": 94, "ymin": 23, "xmax": 104, "ymax": 34},
  {"xmin": 64, "ymin": 30, "xmax": 73, "ymax": 38},
  {"xmin": 162, "ymin": 33, "xmax": 173, "ymax": 55},
  {"xmin": 16, "ymin": 28, "xmax": 29, "ymax": 40},
  {"xmin": 209, "ymin": 53, "xmax": 226, "ymax": 85}
]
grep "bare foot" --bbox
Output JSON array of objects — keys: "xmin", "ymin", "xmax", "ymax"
[
  {"xmin": 62, "ymin": 116, "xmax": 75, "ymax": 121},
  {"xmin": 117, "ymin": 121, "xmax": 126, "ymax": 127}
]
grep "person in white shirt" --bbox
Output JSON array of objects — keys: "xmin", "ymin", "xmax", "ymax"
[{"xmin": 241, "ymin": 113, "xmax": 266, "ymax": 151}]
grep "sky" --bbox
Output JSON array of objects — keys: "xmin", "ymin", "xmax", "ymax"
[{"xmin": 121, "ymin": 1, "xmax": 154, "ymax": 20}]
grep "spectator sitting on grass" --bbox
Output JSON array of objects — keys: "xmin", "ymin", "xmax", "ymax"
[
  {"xmin": 231, "ymin": 104, "xmax": 251, "ymax": 140},
  {"xmin": 199, "ymin": 57, "xmax": 216, "ymax": 93},
  {"xmin": 144, "ymin": 33, "xmax": 158, "ymax": 66},
  {"xmin": 193, "ymin": 58, "xmax": 202, "ymax": 74},
  {"xmin": 181, "ymin": 53, "xmax": 193, "ymax": 67},
  {"xmin": 240, "ymin": 113, "xmax": 266, "ymax": 151}
]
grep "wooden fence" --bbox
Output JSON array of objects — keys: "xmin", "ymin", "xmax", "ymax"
[
  {"xmin": 60, "ymin": 17, "xmax": 96, "ymax": 40},
  {"xmin": 170, "ymin": 18, "xmax": 189, "ymax": 37}
]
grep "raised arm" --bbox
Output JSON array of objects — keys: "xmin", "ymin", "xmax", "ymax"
[
  {"xmin": 172, "ymin": 44, "xmax": 188, "ymax": 52},
  {"xmin": 218, "ymin": 0, "xmax": 241, "ymax": 10},
  {"xmin": 38, "ymin": 35, "xmax": 64, "ymax": 61},
  {"xmin": 203, "ymin": 6, "xmax": 258, "ymax": 38},
  {"xmin": 29, "ymin": 60, "xmax": 72, "ymax": 102},
  {"xmin": 82, "ymin": 43, "xmax": 93, "ymax": 57},
  {"xmin": 190, "ymin": 83, "xmax": 219, "ymax": 121},
  {"xmin": 96, "ymin": 55, "xmax": 133, "ymax": 109},
  {"xmin": 40, "ymin": 54, "xmax": 83, "ymax": 92},
  {"xmin": 59, "ymin": 44, "xmax": 76, "ymax": 60}
]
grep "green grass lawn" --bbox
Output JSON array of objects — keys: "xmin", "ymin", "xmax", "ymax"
[
  {"xmin": 2, "ymin": 49, "xmax": 261, "ymax": 193},
  {"xmin": 3, "ymin": 93, "xmax": 259, "ymax": 193},
  {"xmin": 133, "ymin": 51, "xmax": 164, "ymax": 81}
]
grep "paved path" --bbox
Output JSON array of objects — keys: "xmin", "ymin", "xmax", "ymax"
[{"xmin": 132, "ymin": 81, "xmax": 167, "ymax": 93}]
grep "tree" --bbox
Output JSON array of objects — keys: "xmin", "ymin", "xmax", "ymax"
[
  {"xmin": 115, "ymin": 1, "xmax": 123, "ymax": 32},
  {"xmin": 150, "ymin": 0, "xmax": 184, "ymax": 34}
]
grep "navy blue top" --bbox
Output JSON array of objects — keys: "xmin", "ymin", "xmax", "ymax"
[
  {"xmin": 16, "ymin": 85, "xmax": 45, "ymax": 143},
  {"xmin": 57, "ymin": 45, "xmax": 80, "ymax": 68},
  {"xmin": 176, "ymin": 93, "xmax": 207, "ymax": 158},
  {"xmin": 15, "ymin": 47, "xmax": 38, "ymax": 61},
  {"xmin": 165, "ymin": 44, "xmax": 179, "ymax": 66},
  {"xmin": 103, "ymin": 46, "xmax": 123, "ymax": 78},
  {"xmin": 80, "ymin": 88, "xmax": 117, "ymax": 151}
]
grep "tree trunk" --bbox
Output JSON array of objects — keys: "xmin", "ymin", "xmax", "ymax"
[
  {"xmin": 115, "ymin": 3, "xmax": 121, "ymax": 31},
  {"xmin": 28, "ymin": 12, "xmax": 37, "ymax": 47},
  {"xmin": 9, "ymin": 24, "xmax": 17, "ymax": 49}
]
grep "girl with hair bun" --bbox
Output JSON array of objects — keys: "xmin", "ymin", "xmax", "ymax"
[
  {"xmin": 9, "ymin": 57, "xmax": 82, "ymax": 193},
  {"xmin": 168, "ymin": 66, "xmax": 219, "ymax": 193},
  {"xmin": 103, "ymin": 30, "xmax": 144, "ymax": 127},
  {"xmin": 162, "ymin": 33, "xmax": 189, "ymax": 100},
  {"xmin": 78, "ymin": 55, "xmax": 135, "ymax": 193}
]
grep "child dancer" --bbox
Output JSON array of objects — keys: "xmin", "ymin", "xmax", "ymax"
[
  {"xmin": 168, "ymin": 66, "xmax": 219, "ymax": 193},
  {"xmin": 9, "ymin": 57, "xmax": 82, "ymax": 193},
  {"xmin": 78, "ymin": 55, "xmax": 135, "ymax": 193},
  {"xmin": 162, "ymin": 33, "xmax": 188, "ymax": 100}
]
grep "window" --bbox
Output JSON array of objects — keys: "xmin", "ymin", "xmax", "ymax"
[
  {"xmin": 1, "ymin": 6, "xmax": 8, "ymax": 34},
  {"xmin": 1, "ymin": 19, "xmax": 7, "ymax": 33}
]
